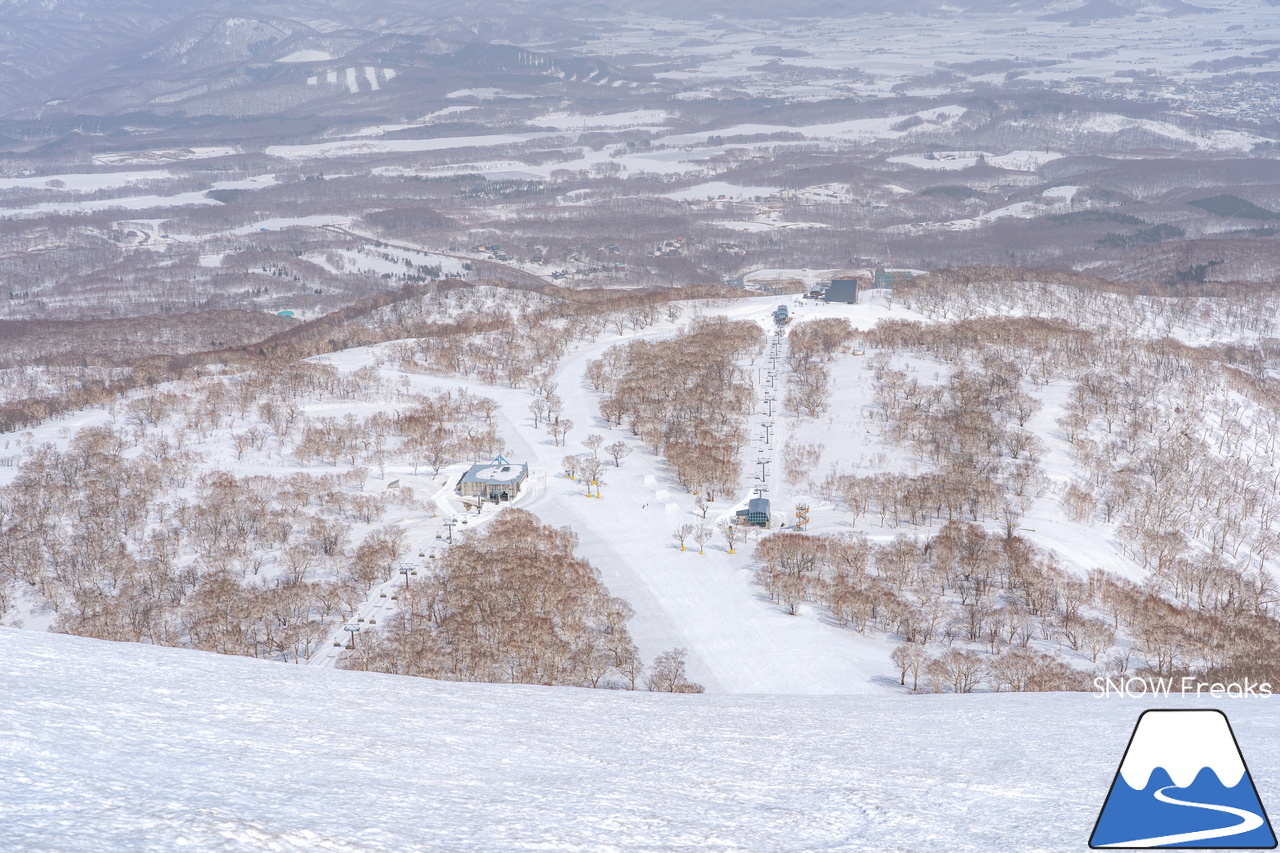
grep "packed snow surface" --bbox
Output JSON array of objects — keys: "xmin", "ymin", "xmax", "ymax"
[{"xmin": 4, "ymin": 629, "xmax": 1279, "ymax": 852}]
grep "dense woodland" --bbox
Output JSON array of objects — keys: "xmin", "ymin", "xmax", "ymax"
[
  {"xmin": 588, "ymin": 316, "xmax": 764, "ymax": 501},
  {"xmin": 751, "ymin": 272, "xmax": 1280, "ymax": 691},
  {"xmin": 0, "ymin": 363, "xmax": 507, "ymax": 658},
  {"xmin": 5, "ymin": 263, "xmax": 1280, "ymax": 693},
  {"xmin": 0, "ymin": 287, "xmax": 741, "ymax": 690},
  {"xmin": 342, "ymin": 508, "xmax": 702, "ymax": 692},
  {"xmin": 0, "ymin": 278, "xmax": 741, "ymax": 432}
]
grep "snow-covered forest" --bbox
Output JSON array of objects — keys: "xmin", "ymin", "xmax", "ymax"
[
  {"xmin": 4, "ymin": 267, "xmax": 1280, "ymax": 697},
  {"xmin": 5, "ymin": 0, "xmax": 1280, "ymax": 847}
]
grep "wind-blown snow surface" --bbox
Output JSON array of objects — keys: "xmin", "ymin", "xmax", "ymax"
[{"xmin": 4, "ymin": 629, "xmax": 1280, "ymax": 852}]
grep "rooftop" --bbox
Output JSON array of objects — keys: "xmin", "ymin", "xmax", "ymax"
[{"xmin": 460, "ymin": 462, "xmax": 528, "ymax": 485}]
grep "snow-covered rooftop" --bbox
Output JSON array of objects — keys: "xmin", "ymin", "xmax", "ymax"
[{"xmin": 459, "ymin": 461, "xmax": 528, "ymax": 485}]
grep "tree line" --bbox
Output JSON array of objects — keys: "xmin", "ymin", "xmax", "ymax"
[
  {"xmin": 342, "ymin": 509, "xmax": 703, "ymax": 693},
  {"xmin": 587, "ymin": 316, "xmax": 765, "ymax": 501}
]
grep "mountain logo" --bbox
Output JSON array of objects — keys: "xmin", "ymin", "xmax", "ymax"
[{"xmin": 1090, "ymin": 709, "xmax": 1277, "ymax": 849}]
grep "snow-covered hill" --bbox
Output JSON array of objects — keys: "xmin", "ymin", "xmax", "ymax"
[{"xmin": 5, "ymin": 627, "xmax": 1277, "ymax": 852}]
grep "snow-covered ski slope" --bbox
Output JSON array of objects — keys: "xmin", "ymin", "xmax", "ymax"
[
  {"xmin": 5, "ymin": 628, "xmax": 1277, "ymax": 853},
  {"xmin": 312, "ymin": 295, "xmax": 910, "ymax": 695}
]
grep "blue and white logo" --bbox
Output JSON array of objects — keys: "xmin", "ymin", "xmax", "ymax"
[{"xmin": 1091, "ymin": 710, "xmax": 1276, "ymax": 849}]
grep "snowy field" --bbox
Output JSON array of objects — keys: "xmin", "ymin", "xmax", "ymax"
[
  {"xmin": 5, "ymin": 628, "xmax": 1277, "ymax": 853},
  {"xmin": 601, "ymin": 3, "xmax": 1280, "ymax": 114}
]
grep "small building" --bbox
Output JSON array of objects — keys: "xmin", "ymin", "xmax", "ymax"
[
  {"xmin": 773, "ymin": 304, "xmax": 790, "ymax": 324},
  {"xmin": 872, "ymin": 268, "xmax": 912, "ymax": 289},
  {"xmin": 456, "ymin": 456, "xmax": 528, "ymax": 502},
  {"xmin": 735, "ymin": 497, "xmax": 772, "ymax": 527},
  {"xmin": 824, "ymin": 278, "xmax": 860, "ymax": 304}
]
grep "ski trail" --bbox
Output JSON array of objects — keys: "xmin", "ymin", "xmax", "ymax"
[{"xmin": 1098, "ymin": 785, "xmax": 1265, "ymax": 848}]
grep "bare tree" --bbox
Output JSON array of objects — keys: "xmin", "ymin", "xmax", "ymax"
[
  {"xmin": 606, "ymin": 441, "xmax": 632, "ymax": 467},
  {"xmin": 580, "ymin": 455, "xmax": 605, "ymax": 498},
  {"xmin": 548, "ymin": 418, "xmax": 574, "ymax": 447},
  {"xmin": 529, "ymin": 397, "xmax": 548, "ymax": 429},
  {"xmin": 719, "ymin": 521, "xmax": 742, "ymax": 555},
  {"xmin": 562, "ymin": 454, "xmax": 581, "ymax": 480},
  {"xmin": 925, "ymin": 649, "xmax": 985, "ymax": 694},
  {"xmin": 891, "ymin": 642, "xmax": 927, "ymax": 691},
  {"xmin": 692, "ymin": 524, "xmax": 714, "ymax": 554},
  {"xmin": 645, "ymin": 647, "xmax": 704, "ymax": 693}
]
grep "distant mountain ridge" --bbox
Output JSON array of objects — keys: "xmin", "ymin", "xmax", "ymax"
[{"xmin": 0, "ymin": 0, "xmax": 1258, "ymax": 119}]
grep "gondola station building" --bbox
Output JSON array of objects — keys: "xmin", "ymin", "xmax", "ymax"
[{"xmin": 456, "ymin": 456, "xmax": 529, "ymax": 503}]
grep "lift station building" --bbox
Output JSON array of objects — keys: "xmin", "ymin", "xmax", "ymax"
[{"xmin": 456, "ymin": 456, "xmax": 528, "ymax": 502}]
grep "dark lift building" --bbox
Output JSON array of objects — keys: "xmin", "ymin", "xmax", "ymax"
[
  {"xmin": 824, "ymin": 278, "xmax": 860, "ymax": 304},
  {"xmin": 735, "ymin": 497, "xmax": 772, "ymax": 527}
]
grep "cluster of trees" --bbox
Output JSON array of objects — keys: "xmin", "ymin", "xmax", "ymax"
[
  {"xmin": 809, "ymin": 351, "xmax": 1048, "ymax": 535},
  {"xmin": 752, "ymin": 525, "xmax": 1088, "ymax": 692},
  {"xmin": 398, "ymin": 288, "xmax": 685, "ymax": 391},
  {"xmin": 826, "ymin": 469, "xmax": 1008, "ymax": 531},
  {"xmin": 98, "ymin": 354, "xmax": 504, "ymax": 480},
  {"xmin": 899, "ymin": 267, "xmax": 1280, "ymax": 341},
  {"xmin": 343, "ymin": 509, "xmax": 702, "ymax": 692},
  {"xmin": 860, "ymin": 308, "xmax": 1280, "ymax": 593},
  {"xmin": 785, "ymin": 317, "xmax": 857, "ymax": 418},
  {"xmin": 815, "ymin": 280, "xmax": 1280, "ymax": 688},
  {"xmin": 409, "ymin": 302, "xmax": 576, "ymax": 388},
  {"xmin": 781, "ymin": 439, "xmax": 825, "ymax": 494},
  {"xmin": 1056, "ymin": 362, "xmax": 1280, "ymax": 604},
  {"xmin": 0, "ymin": 424, "xmax": 415, "ymax": 659},
  {"xmin": 290, "ymin": 390, "xmax": 502, "ymax": 476},
  {"xmin": 588, "ymin": 317, "xmax": 764, "ymax": 500},
  {"xmin": 754, "ymin": 520, "xmax": 1280, "ymax": 693},
  {"xmin": 562, "ymin": 432, "xmax": 633, "ymax": 497}
]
